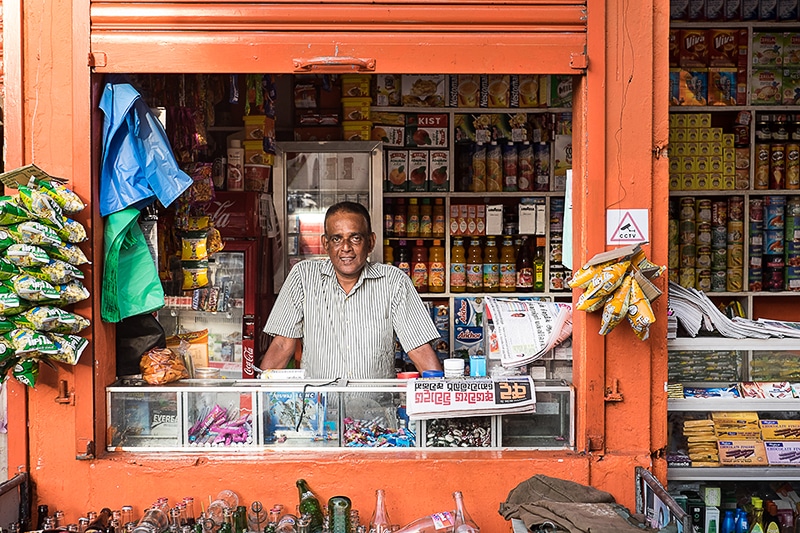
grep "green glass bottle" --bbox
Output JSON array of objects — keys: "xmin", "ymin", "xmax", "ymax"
[
  {"xmin": 296, "ymin": 479, "xmax": 325, "ymax": 533},
  {"xmin": 327, "ymin": 497, "xmax": 351, "ymax": 533}
]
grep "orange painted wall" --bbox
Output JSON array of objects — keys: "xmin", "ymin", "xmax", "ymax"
[{"xmin": 4, "ymin": 0, "xmax": 669, "ymax": 529}]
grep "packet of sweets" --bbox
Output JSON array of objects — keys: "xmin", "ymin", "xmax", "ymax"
[
  {"xmin": 576, "ymin": 291, "xmax": 608, "ymax": 312},
  {"xmin": 12, "ymin": 358, "xmax": 39, "ymax": 387},
  {"xmin": 599, "ymin": 274, "xmax": 632, "ymax": 336},
  {"xmin": 10, "ymin": 274, "xmax": 60, "ymax": 302},
  {"xmin": 0, "ymin": 196, "xmax": 32, "ymax": 225},
  {"xmin": 17, "ymin": 186, "xmax": 64, "ymax": 229},
  {"xmin": 45, "ymin": 332, "xmax": 89, "ymax": 365},
  {"xmin": 181, "ymin": 260, "xmax": 209, "ymax": 290},
  {"xmin": 31, "ymin": 178, "xmax": 84, "ymax": 214},
  {"xmin": 23, "ymin": 258, "xmax": 84, "ymax": 285},
  {"xmin": 181, "ymin": 231, "xmax": 209, "ymax": 261},
  {"xmin": 583, "ymin": 260, "xmax": 631, "ymax": 301},
  {"xmin": 7, "ymin": 221, "xmax": 62, "ymax": 247},
  {"xmin": 569, "ymin": 260, "xmax": 614, "ymax": 289},
  {"xmin": 54, "ymin": 280, "xmax": 90, "ymax": 305},
  {"xmin": 42, "ymin": 240, "xmax": 89, "ymax": 266},
  {"xmin": 5, "ymin": 243, "xmax": 51, "ymax": 267},
  {"xmin": 206, "ymin": 227, "xmax": 225, "ymax": 255},
  {"xmin": 627, "ymin": 278, "xmax": 655, "ymax": 341}
]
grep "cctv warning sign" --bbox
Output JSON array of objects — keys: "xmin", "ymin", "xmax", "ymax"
[{"xmin": 606, "ymin": 209, "xmax": 648, "ymax": 244}]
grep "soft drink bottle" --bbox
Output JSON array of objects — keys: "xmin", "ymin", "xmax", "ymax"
[
  {"xmin": 369, "ymin": 489, "xmax": 391, "ymax": 533},
  {"xmin": 393, "ymin": 511, "xmax": 454, "ymax": 533},
  {"xmin": 452, "ymin": 492, "xmax": 479, "ymax": 533}
]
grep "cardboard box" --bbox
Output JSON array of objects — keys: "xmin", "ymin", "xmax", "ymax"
[
  {"xmin": 340, "ymin": 74, "xmax": 371, "ymax": 98},
  {"xmin": 453, "ymin": 326, "xmax": 484, "ymax": 357},
  {"xmin": 407, "ymin": 150, "xmax": 429, "ymax": 193},
  {"xmin": 428, "ymin": 150, "xmax": 449, "ymax": 192},
  {"xmin": 517, "ymin": 74, "xmax": 542, "ymax": 107},
  {"xmin": 708, "ymin": 68, "xmax": 738, "ymax": 105},
  {"xmin": 374, "ymin": 74, "xmax": 401, "ymax": 106},
  {"xmin": 717, "ymin": 439, "xmax": 768, "ymax": 464},
  {"xmin": 340, "ymin": 97, "xmax": 372, "ymax": 122},
  {"xmin": 548, "ymin": 75, "xmax": 573, "ymax": 108},
  {"xmin": 752, "ymin": 32, "xmax": 783, "ymax": 66},
  {"xmin": 712, "ymin": 411, "xmax": 760, "ymax": 428},
  {"xmin": 709, "ymin": 29, "xmax": 739, "ymax": 67},
  {"xmin": 782, "ymin": 68, "xmax": 800, "ymax": 105},
  {"xmin": 760, "ymin": 420, "xmax": 800, "ymax": 440},
  {"xmin": 386, "ymin": 150, "xmax": 409, "ymax": 192},
  {"xmin": 715, "ymin": 429, "xmax": 762, "ymax": 440},
  {"xmin": 402, "ymin": 75, "xmax": 447, "ymax": 107},
  {"xmin": 751, "ymin": 68, "xmax": 783, "ymax": 105},
  {"xmin": 453, "ymin": 297, "xmax": 484, "ymax": 327},
  {"xmin": 680, "ymin": 29, "xmax": 710, "ymax": 68},
  {"xmin": 679, "ymin": 69, "xmax": 709, "ymax": 106},
  {"xmin": 405, "ymin": 113, "xmax": 448, "ymax": 148},
  {"xmin": 765, "ymin": 441, "xmax": 800, "ymax": 464},
  {"xmin": 371, "ymin": 124, "xmax": 405, "ymax": 147},
  {"xmin": 779, "ymin": 0, "xmax": 799, "ymax": 20},
  {"xmin": 486, "ymin": 74, "xmax": 511, "ymax": 108}
]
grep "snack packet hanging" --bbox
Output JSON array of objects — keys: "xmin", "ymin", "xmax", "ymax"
[
  {"xmin": 576, "ymin": 292, "xmax": 608, "ymax": 312},
  {"xmin": 627, "ymin": 278, "xmax": 656, "ymax": 341},
  {"xmin": 31, "ymin": 178, "xmax": 84, "ymax": 214},
  {"xmin": 17, "ymin": 186, "xmax": 64, "ymax": 229},
  {"xmin": 569, "ymin": 260, "xmax": 614, "ymax": 289},
  {"xmin": 0, "ymin": 258, "xmax": 20, "ymax": 281},
  {"xmin": 42, "ymin": 240, "xmax": 90, "ymax": 266},
  {"xmin": 599, "ymin": 274, "xmax": 633, "ymax": 336},
  {"xmin": 7, "ymin": 221, "xmax": 62, "ymax": 247},
  {"xmin": 0, "ymin": 196, "xmax": 32, "ymax": 225},
  {"xmin": 0, "ymin": 284, "xmax": 24, "ymax": 316},
  {"xmin": 186, "ymin": 216, "xmax": 210, "ymax": 232},
  {"xmin": 181, "ymin": 231, "xmax": 209, "ymax": 261},
  {"xmin": 0, "ymin": 318, "xmax": 17, "ymax": 335},
  {"xmin": 583, "ymin": 260, "xmax": 631, "ymax": 301},
  {"xmin": 52, "ymin": 217, "xmax": 88, "ymax": 244},
  {"xmin": 15, "ymin": 306, "xmax": 89, "ymax": 334},
  {"xmin": 12, "ymin": 358, "xmax": 39, "ymax": 387},
  {"xmin": 54, "ymin": 280, "xmax": 90, "ymax": 305},
  {"xmin": 10, "ymin": 275, "xmax": 60, "ymax": 302},
  {"xmin": 5, "ymin": 244, "xmax": 51, "ymax": 267},
  {"xmin": 5, "ymin": 327, "xmax": 60, "ymax": 356},
  {"xmin": 181, "ymin": 260, "xmax": 209, "ymax": 290},
  {"xmin": 206, "ymin": 227, "xmax": 225, "ymax": 255},
  {"xmin": 45, "ymin": 333, "xmax": 89, "ymax": 365},
  {"xmin": 22, "ymin": 258, "xmax": 84, "ymax": 285}
]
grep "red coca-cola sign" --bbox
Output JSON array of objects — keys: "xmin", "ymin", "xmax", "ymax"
[{"xmin": 209, "ymin": 191, "xmax": 261, "ymax": 239}]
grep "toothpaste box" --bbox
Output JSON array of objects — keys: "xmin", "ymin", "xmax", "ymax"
[
  {"xmin": 717, "ymin": 439, "xmax": 767, "ymax": 464},
  {"xmin": 765, "ymin": 441, "xmax": 800, "ymax": 464}
]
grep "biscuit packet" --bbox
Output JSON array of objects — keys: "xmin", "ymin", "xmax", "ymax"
[
  {"xmin": 627, "ymin": 278, "xmax": 656, "ymax": 340},
  {"xmin": 599, "ymin": 274, "xmax": 633, "ymax": 336}
]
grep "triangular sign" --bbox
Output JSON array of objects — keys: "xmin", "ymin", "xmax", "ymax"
[{"xmin": 609, "ymin": 211, "xmax": 645, "ymax": 243}]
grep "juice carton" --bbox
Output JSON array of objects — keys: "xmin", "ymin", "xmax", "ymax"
[
  {"xmin": 407, "ymin": 150, "xmax": 429, "ymax": 193},
  {"xmin": 429, "ymin": 150, "xmax": 449, "ymax": 192},
  {"xmin": 386, "ymin": 150, "xmax": 408, "ymax": 192}
]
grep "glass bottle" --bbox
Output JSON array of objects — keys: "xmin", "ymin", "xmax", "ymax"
[
  {"xmin": 133, "ymin": 506, "xmax": 169, "ymax": 533},
  {"xmin": 296, "ymin": 479, "xmax": 325, "ymax": 533},
  {"xmin": 533, "ymin": 237, "xmax": 546, "ymax": 292},
  {"xmin": 369, "ymin": 490, "xmax": 391, "ymax": 533},
  {"xmin": 411, "ymin": 240, "xmax": 429, "ymax": 293},
  {"xmin": 395, "ymin": 240, "xmax": 412, "ymax": 278},
  {"xmin": 452, "ymin": 492, "xmax": 479, "ymax": 533},
  {"xmin": 763, "ymin": 502, "xmax": 779, "ymax": 533},
  {"xmin": 120, "ymin": 507, "xmax": 135, "ymax": 530},
  {"xmin": 432, "ymin": 198, "xmax": 446, "ymax": 238},
  {"xmin": 750, "ymin": 497, "xmax": 765, "ymax": 533},
  {"xmin": 38, "ymin": 506, "xmax": 50, "ymax": 531},
  {"xmin": 182, "ymin": 500, "xmax": 195, "ymax": 527},
  {"xmin": 85, "ymin": 510, "xmax": 112, "ymax": 533},
  {"xmin": 297, "ymin": 515, "xmax": 311, "ymax": 533},
  {"xmin": 450, "ymin": 237, "xmax": 467, "ymax": 293},
  {"xmin": 393, "ymin": 198, "xmax": 407, "ymax": 238},
  {"xmin": 407, "ymin": 198, "xmax": 420, "ymax": 238},
  {"xmin": 384, "ymin": 198, "xmax": 394, "ymax": 238},
  {"xmin": 393, "ymin": 511, "xmax": 454, "ymax": 533},
  {"xmin": 420, "ymin": 198, "xmax": 433, "ymax": 238},
  {"xmin": 466, "ymin": 238, "xmax": 483, "ymax": 292},
  {"xmin": 428, "ymin": 240, "xmax": 446, "ymax": 293},
  {"xmin": 384, "ymin": 239, "xmax": 394, "ymax": 265},
  {"xmin": 482, "ymin": 236, "xmax": 500, "ymax": 292},
  {"xmin": 327, "ymin": 497, "xmax": 351, "ymax": 533},
  {"xmin": 499, "ymin": 235, "xmax": 517, "ymax": 292},
  {"xmin": 515, "ymin": 236, "xmax": 534, "ymax": 292},
  {"xmin": 56, "ymin": 511, "xmax": 67, "ymax": 529}
]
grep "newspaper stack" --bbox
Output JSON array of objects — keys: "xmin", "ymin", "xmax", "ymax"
[{"xmin": 405, "ymin": 376, "xmax": 537, "ymax": 420}]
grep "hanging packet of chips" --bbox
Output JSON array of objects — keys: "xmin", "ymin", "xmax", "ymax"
[
  {"xmin": 181, "ymin": 260, "xmax": 209, "ymax": 290},
  {"xmin": 54, "ymin": 280, "xmax": 90, "ymax": 305},
  {"xmin": 10, "ymin": 274, "xmax": 61, "ymax": 302},
  {"xmin": 0, "ymin": 258, "xmax": 20, "ymax": 281},
  {"xmin": 206, "ymin": 227, "xmax": 225, "ymax": 256},
  {"xmin": 45, "ymin": 333, "xmax": 89, "ymax": 365},
  {"xmin": 41, "ymin": 240, "xmax": 90, "ymax": 266},
  {"xmin": 576, "ymin": 292, "xmax": 608, "ymax": 312},
  {"xmin": 0, "ymin": 283, "xmax": 24, "ymax": 315},
  {"xmin": 30, "ymin": 178, "xmax": 85, "ymax": 214},
  {"xmin": 22, "ymin": 258, "xmax": 84, "ymax": 285},
  {"xmin": 5, "ymin": 327, "xmax": 60, "ymax": 356},
  {"xmin": 0, "ymin": 318, "xmax": 16, "ymax": 335},
  {"xmin": 569, "ymin": 260, "xmax": 614, "ymax": 290},
  {"xmin": 0, "ymin": 196, "xmax": 32, "ymax": 226},
  {"xmin": 7, "ymin": 221, "xmax": 62, "ymax": 247},
  {"xmin": 583, "ymin": 260, "xmax": 631, "ymax": 301},
  {"xmin": 17, "ymin": 186, "xmax": 64, "ymax": 229},
  {"xmin": 51, "ymin": 217, "xmax": 88, "ymax": 244},
  {"xmin": 186, "ymin": 216, "xmax": 210, "ymax": 232},
  {"xmin": 181, "ymin": 231, "xmax": 209, "ymax": 261},
  {"xmin": 599, "ymin": 274, "xmax": 633, "ymax": 336},
  {"xmin": 5, "ymin": 244, "xmax": 51, "ymax": 267},
  {"xmin": 12, "ymin": 358, "xmax": 39, "ymax": 387},
  {"xmin": 13, "ymin": 306, "xmax": 89, "ymax": 333},
  {"xmin": 627, "ymin": 277, "xmax": 656, "ymax": 340}
]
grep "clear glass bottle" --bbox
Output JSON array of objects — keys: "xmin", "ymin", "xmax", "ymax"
[
  {"xmin": 450, "ymin": 237, "xmax": 467, "ymax": 293},
  {"xmin": 369, "ymin": 490, "xmax": 391, "ymax": 533},
  {"xmin": 452, "ymin": 492, "xmax": 479, "ymax": 533},
  {"xmin": 420, "ymin": 198, "xmax": 433, "ymax": 238}
]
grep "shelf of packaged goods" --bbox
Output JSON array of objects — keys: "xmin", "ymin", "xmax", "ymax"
[
  {"xmin": 383, "ymin": 191, "xmax": 565, "ymax": 198},
  {"xmin": 667, "ymin": 466, "xmax": 800, "ymax": 481},
  {"xmin": 668, "ymin": 397, "xmax": 800, "ymax": 411},
  {"xmin": 670, "ymin": 21, "xmax": 800, "ymax": 29},
  {"xmin": 370, "ymin": 106, "xmax": 573, "ymax": 114},
  {"xmin": 418, "ymin": 292, "xmax": 566, "ymax": 299},
  {"xmin": 668, "ymin": 190, "xmax": 755, "ymax": 197},
  {"xmin": 669, "ymin": 106, "xmax": 751, "ymax": 112},
  {"xmin": 668, "ymin": 337, "xmax": 800, "ymax": 351}
]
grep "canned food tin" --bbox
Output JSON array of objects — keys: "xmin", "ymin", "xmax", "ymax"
[
  {"xmin": 668, "ymin": 269, "xmax": 679, "ymax": 284},
  {"xmin": 712, "ymin": 225, "xmax": 728, "ymax": 248},
  {"xmin": 711, "ymin": 247, "xmax": 728, "ymax": 271},
  {"xmin": 765, "ymin": 195, "xmax": 786, "ymax": 229},
  {"xmin": 711, "ymin": 270, "xmax": 727, "ymax": 292},
  {"xmin": 755, "ymin": 144, "xmax": 770, "ymax": 189},
  {"xmin": 785, "ymin": 241, "xmax": 800, "ymax": 262},
  {"xmin": 727, "ymin": 242, "xmax": 744, "ymax": 267},
  {"xmin": 735, "ymin": 147, "xmax": 751, "ymax": 170},
  {"xmin": 727, "ymin": 220, "xmax": 744, "ymax": 244},
  {"xmin": 712, "ymin": 200, "xmax": 728, "ymax": 226},
  {"xmin": 785, "ymin": 216, "xmax": 800, "ymax": 243},
  {"xmin": 785, "ymin": 266, "xmax": 800, "ymax": 291},
  {"xmin": 697, "ymin": 223, "xmax": 712, "ymax": 246},
  {"xmin": 679, "ymin": 197, "xmax": 696, "ymax": 221},
  {"xmin": 680, "ymin": 220, "xmax": 697, "ymax": 243},
  {"xmin": 770, "ymin": 143, "xmax": 786, "ymax": 189},
  {"xmin": 697, "ymin": 199, "xmax": 712, "ymax": 223},
  {"xmin": 680, "ymin": 243, "xmax": 697, "ymax": 268},
  {"xmin": 787, "ymin": 143, "xmax": 800, "ymax": 189},
  {"xmin": 749, "ymin": 251, "xmax": 763, "ymax": 268},
  {"xmin": 764, "ymin": 230, "xmax": 785, "ymax": 255},
  {"xmin": 697, "ymin": 246, "xmax": 712, "ymax": 269},
  {"xmin": 669, "ymin": 244, "xmax": 679, "ymax": 270},
  {"xmin": 749, "ymin": 222, "xmax": 765, "ymax": 244},
  {"xmin": 787, "ymin": 196, "xmax": 800, "ymax": 216},
  {"xmin": 763, "ymin": 266, "xmax": 785, "ymax": 292},
  {"xmin": 749, "ymin": 197, "xmax": 764, "ymax": 222},
  {"xmin": 727, "ymin": 196, "xmax": 744, "ymax": 221},
  {"xmin": 669, "ymin": 218, "xmax": 679, "ymax": 244},
  {"xmin": 697, "ymin": 269, "xmax": 712, "ymax": 291},
  {"xmin": 748, "ymin": 270, "xmax": 763, "ymax": 292},
  {"xmin": 679, "ymin": 268, "xmax": 696, "ymax": 289},
  {"xmin": 726, "ymin": 267, "xmax": 743, "ymax": 292},
  {"xmin": 734, "ymin": 125, "xmax": 750, "ymax": 147}
]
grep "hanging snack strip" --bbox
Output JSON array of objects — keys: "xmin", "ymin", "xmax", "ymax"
[
  {"xmin": 0, "ymin": 165, "xmax": 90, "ymax": 387},
  {"xmin": 568, "ymin": 243, "xmax": 664, "ymax": 340}
]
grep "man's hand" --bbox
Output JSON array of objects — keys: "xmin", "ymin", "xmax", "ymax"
[
  {"xmin": 259, "ymin": 335, "xmax": 298, "ymax": 371},
  {"xmin": 407, "ymin": 343, "xmax": 443, "ymax": 373}
]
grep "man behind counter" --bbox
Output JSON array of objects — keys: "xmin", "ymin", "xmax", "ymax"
[{"xmin": 260, "ymin": 201, "xmax": 443, "ymax": 379}]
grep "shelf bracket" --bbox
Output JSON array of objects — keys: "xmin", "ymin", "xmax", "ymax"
[{"xmin": 604, "ymin": 378, "xmax": 623, "ymax": 402}]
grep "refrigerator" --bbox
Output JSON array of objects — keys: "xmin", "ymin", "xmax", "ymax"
[
  {"xmin": 273, "ymin": 141, "xmax": 384, "ymax": 293},
  {"xmin": 159, "ymin": 191, "xmax": 274, "ymax": 379}
]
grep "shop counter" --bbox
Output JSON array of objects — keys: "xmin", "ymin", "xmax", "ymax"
[{"xmin": 106, "ymin": 378, "xmax": 573, "ymax": 452}]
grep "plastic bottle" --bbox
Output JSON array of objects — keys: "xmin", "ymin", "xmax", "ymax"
[
  {"xmin": 226, "ymin": 140, "xmax": 245, "ymax": 191},
  {"xmin": 533, "ymin": 236, "xmax": 546, "ymax": 292},
  {"xmin": 471, "ymin": 142, "xmax": 487, "ymax": 192},
  {"xmin": 486, "ymin": 141, "xmax": 503, "ymax": 192},
  {"xmin": 296, "ymin": 480, "xmax": 324, "ymax": 533},
  {"xmin": 383, "ymin": 239, "xmax": 394, "ymax": 265},
  {"xmin": 722, "ymin": 510, "xmax": 736, "ymax": 533},
  {"xmin": 395, "ymin": 240, "xmax": 411, "ymax": 278},
  {"xmin": 499, "ymin": 235, "xmax": 517, "ymax": 292},
  {"xmin": 393, "ymin": 511, "xmax": 455, "ymax": 533},
  {"xmin": 515, "ymin": 236, "xmax": 533, "ymax": 292},
  {"xmin": 450, "ymin": 237, "xmax": 467, "ymax": 293},
  {"xmin": 420, "ymin": 198, "xmax": 433, "ymax": 238},
  {"xmin": 482, "ymin": 236, "xmax": 500, "ymax": 292},
  {"xmin": 407, "ymin": 198, "xmax": 420, "ymax": 238},
  {"xmin": 429, "ymin": 240, "xmax": 446, "ymax": 293},
  {"xmin": 502, "ymin": 141, "xmax": 518, "ymax": 192},
  {"xmin": 452, "ymin": 492, "xmax": 479, "ymax": 533},
  {"xmin": 518, "ymin": 141, "xmax": 534, "ymax": 192},
  {"xmin": 432, "ymin": 198, "xmax": 446, "ymax": 238},
  {"xmin": 394, "ymin": 198, "xmax": 407, "ymax": 237},
  {"xmin": 466, "ymin": 238, "xmax": 483, "ymax": 292},
  {"xmin": 736, "ymin": 509, "xmax": 749, "ymax": 533},
  {"xmin": 369, "ymin": 490, "xmax": 391, "ymax": 533},
  {"xmin": 411, "ymin": 240, "xmax": 429, "ymax": 293}
]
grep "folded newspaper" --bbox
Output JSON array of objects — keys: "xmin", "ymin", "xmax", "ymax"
[
  {"xmin": 405, "ymin": 376, "xmax": 537, "ymax": 419},
  {"xmin": 485, "ymin": 297, "xmax": 573, "ymax": 368}
]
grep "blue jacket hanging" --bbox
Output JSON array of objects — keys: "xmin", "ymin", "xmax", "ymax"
[{"xmin": 99, "ymin": 77, "xmax": 192, "ymax": 217}]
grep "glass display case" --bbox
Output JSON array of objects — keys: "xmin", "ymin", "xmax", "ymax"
[{"xmin": 106, "ymin": 379, "xmax": 574, "ymax": 452}]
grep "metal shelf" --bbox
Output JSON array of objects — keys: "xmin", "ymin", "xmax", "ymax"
[
  {"xmin": 668, "ymin": 397, "xmax": 800, "ymax": 411},
  {"xmin": 668, "ymin": 337, "xmax": 800, "ymax": 351},
  {"xmin": 370, "ymin": 106, "xmax": 572, "ymax": 114},
  {"xmin": 668, "ymin": 466, "xmax": 800, "ymax": 481}
]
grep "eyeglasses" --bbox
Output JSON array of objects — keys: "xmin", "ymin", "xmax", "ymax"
[{"xmin": 324, "ymin": 233, "xmax": 367, "ymax": 247}]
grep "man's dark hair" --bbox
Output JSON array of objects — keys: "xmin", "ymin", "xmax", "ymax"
[{"xmin": 324, "ymin": 201, "xmax": 372, "ymax": 234}]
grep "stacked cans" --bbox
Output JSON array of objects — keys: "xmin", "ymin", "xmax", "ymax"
[
  {"xmin": 677, "ymin": 197, "xmax": 698, "ymax": 289},
  {"xmin": 748, "ymin": 197, "xmax": 764, "ymax": 291},
  {"xmin": 711, "ymin": 199, "xmax": 730, "ymax": 291},
  {"xmin": 726, "ymin": 196, "xmax": 744, "ymax": 292},
  {"xmin": 786, "ymin": 197, "xmax": 800, "ymax": 291},
  {"xmin": 747, "ymin": 195, "xmax": 800, "ymax": 292},
  {"xmin": 762, "ymin": 195, "xmax": 786, "ymax": 291}
]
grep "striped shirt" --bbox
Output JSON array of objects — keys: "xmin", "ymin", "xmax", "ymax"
[{"xmin": 264, "ymin": 259, "xmax": 440, "ymax": 379}]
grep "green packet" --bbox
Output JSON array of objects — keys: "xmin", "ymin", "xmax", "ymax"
[
  {"xmin": 22, "ymin": 258, "xmax": 84, "ymax": 285},
  {"xmin": 5, "ymin": 243, "xmax": 51, "ymax": 267},
  {"xmin": 0, "ymin": 196, "xmax": 32, "ymax": 226},
  {"xmin": 4, "ymin": 327, "xmax": 59, "ymax": 356},
  {"xmin": 12, "ymin": 357, "xmax": 39, "ymax": 387},
  {"xmin": 6, "ymin": 221, "xmax": 61, "ymax": 247},
  {"xmin": 45, "ymin": 332, "xmax": 89, "ymax": 365},
  {"xmin": 12, "ymin": 306, "xmax": 89, "ymax": 334},
  {"xmin": 31, "ymin": 178, "xmax": 84, "ymax": 214},
  {"xmin": 17, "ymin": 186, "xmax": 63, "ymax": 229},
  {"xmin": 9, "ymin": 274, "xmax": 60, "ymax": 302},
  {"xmin": 41, "ymin": 240, "xmax": 89, "ymax": 266}
]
